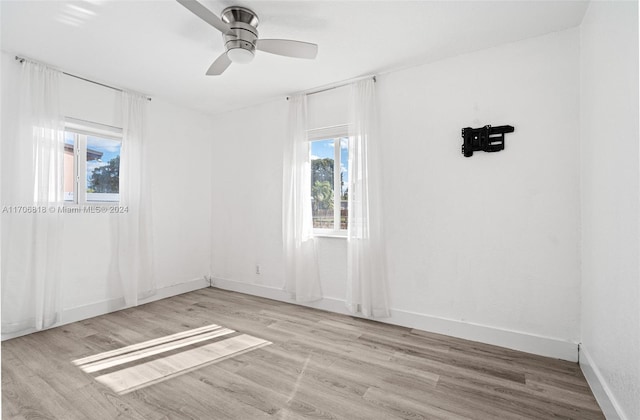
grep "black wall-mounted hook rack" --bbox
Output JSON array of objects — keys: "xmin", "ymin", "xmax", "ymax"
[{"xmin": 461, "ymin": 125, "xmax": 514, "ymax": 157}]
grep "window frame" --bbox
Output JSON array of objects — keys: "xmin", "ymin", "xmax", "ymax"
[
  {"xmin": 64, "ymin": 118, "xmax": 123, "ymax": 205},
  {"xmin": 308, "ymin": 125, "xmax": 349, "ymax": 238}
]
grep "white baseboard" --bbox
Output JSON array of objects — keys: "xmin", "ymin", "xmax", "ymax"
[
  {"xmin": 580, "ymin": 346, "xmax": 626, "ymax": 420},
  {"xmin": 1, "ymin": 277, "xmax": 209, "ymax": 341},
  {"xmin": 211, "ymin": 277, "xmax": 579, "ymax": 362}
]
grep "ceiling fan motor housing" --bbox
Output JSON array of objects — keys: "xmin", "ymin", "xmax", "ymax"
[
  {"xmin": 176, "ymin": 0, "xmax": 318, "ymax": 74},
  {"xmin": 222, "ymin": 6, "xmax": 259, "ymax": 59}
]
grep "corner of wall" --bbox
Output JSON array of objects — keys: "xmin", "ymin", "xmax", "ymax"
[{"xmin": 580, "ymin": 345, "xmax": 627, "ymax": 420}]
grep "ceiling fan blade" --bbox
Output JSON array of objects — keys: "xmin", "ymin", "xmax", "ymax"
[
  {"xmin": 206, "ymin": 53, "xmax": 232, "ymax": 75},
  {"xmin": 176, "ymin": 0, "xmax": 231, "ymax": 34},
  {"xmin": 255, "ymin": 39, "xmax": 318, "ymax": 59}
]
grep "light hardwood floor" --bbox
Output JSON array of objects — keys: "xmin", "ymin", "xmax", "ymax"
[{"xmin": 2, "ymin": 288, "xmax": 604, "ymax": 419}]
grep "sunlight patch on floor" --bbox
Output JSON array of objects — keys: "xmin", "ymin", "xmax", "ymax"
[{"xmin": 73, "ymin": 324, "xmax": 271, "ymax": 394}]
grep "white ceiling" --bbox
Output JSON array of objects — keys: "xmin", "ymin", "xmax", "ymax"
[{"xmin": 1, "ymin": 0, "xmax": 588, "ymax": 115}]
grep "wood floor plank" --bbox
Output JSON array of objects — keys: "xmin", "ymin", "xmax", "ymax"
[
  {"xmin": 392, "ymin": 349, "xmax": 604, "ymax": 419},
  {"xmin": 524, "ymin": 376, "xmax": 602, "ymax": 411},
  {"xmin": 524, "ymin": 370, "xmax": 592, "ymax": 394},
  {"xmin": 181, "ymin": 365, "xmax": 287, "ymax": 416},
  {"xmin": 267, "ymin": 321, "xmax": 396, "ymax": 364},
  {"xmin": 5, "ymin": 334, "xmax": 94, "ymax": 391},
  {"xmin": 234, "ymin": 358, "xmax": 405, "ymax": 420},
  {"xmin": 5, "ymin": 336, "xmax": 162, "ymax": 420},
  {"xmin": 436, "ymin": 375, "xmax": 605, "ymax": 420},
  {"xmin": 274, "ymin": 408, "xmax": 316, "ymax": 420},
  {"xmin": 79, "ymin": 327, "xmax": 234, "ymax": 373},
  {"xmin": 363, "ymin": 386, "xmax": 471, "ymax": 420},
  {"xmin": 1, "ymin": 354, "xmax": 102, "ymax": 420},
  {"xmin": 2, "ymin": 287, "xmax": 604, "ymax": 420},
  {"xmin": 362, "ymin": 332, "xmax": 527, "ymax": 384},
  {"xmin": 411, "ymin": 327, "xmax": 583, "ymax": 379},
  {"xmin": 132, "ymin": 374, "xmax": 275, "ymax": 420},
  {"xmin": 96, "ymin": 334, "xmax": 271, "ymax": 394},
  {"xmin": 237, "ymin": 346, "xmax": 371, "ymax": 399},
  {"xmin": 74, "ymin": 323, "xmax": 224, "ymax": 366}
]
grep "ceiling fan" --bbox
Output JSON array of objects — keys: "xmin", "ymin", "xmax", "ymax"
[{"xmin": 176, "ymin": 0, "xmax": 319, "ymax": 75}]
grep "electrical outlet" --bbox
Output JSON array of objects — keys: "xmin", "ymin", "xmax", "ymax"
[{"xmin": 255, "ymin": 264, "xmax": 261, "ymax": 275}]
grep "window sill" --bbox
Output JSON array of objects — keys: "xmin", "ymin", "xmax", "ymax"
[{"xmin": 314, "ymin": 233, "xmax": 347, "ymax": 239}]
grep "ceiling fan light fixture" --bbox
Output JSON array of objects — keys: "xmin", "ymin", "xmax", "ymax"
[
  {"xmin": 227, "ymin": 47, "xmax": 254, "ymax": 64},
  {"xmin": 176, "ymin": 0, "xmax": 318, "ymax": 75}
]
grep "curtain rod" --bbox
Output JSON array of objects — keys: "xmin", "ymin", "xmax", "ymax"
[
  {"xmin": 286, "ymin": 75, "xmax": 376, "ymax": 100},
  {"xmin": 14, "ymin": 55, "xmax": 152, "ymax": 102}
]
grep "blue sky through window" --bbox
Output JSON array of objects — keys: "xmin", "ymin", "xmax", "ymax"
[
  {"xmin": 87, "ymin": 136, "xmax": 120, "ymax": 162},
  {"xmin": 310, "ymin": 139, "xmax": 334, "ymax": 160},
  {"xmin": 86, "ymin": 136, "xmax": 121, "ymax": 192},
  {"xmin": 310, "ymin": 137, "xmax": 349, "ymax": 196}
]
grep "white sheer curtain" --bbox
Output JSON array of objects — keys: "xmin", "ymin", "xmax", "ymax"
[
  {"xmin": 1, "ymin": 60, "xmax": 65, "ymax": 335},
  {"xmin": 115, "ymin": 91, "xmax": 155, "ymax": 306},
  {"xmin": 282, "ymin": 94, "xmax": 322, "ymax": 302},
  {"xmin": 346, "ymin": 78, "xmax": 390, "ymax": 317}
]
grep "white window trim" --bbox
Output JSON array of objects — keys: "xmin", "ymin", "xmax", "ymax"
[
  {"xmin": 65, "ymin": 117, "xmax": 123, "ymax": 140},
  {"xmin": 314, "ymin": 229, "xmax": 347, "ymax": 239},
  {"xmin": 307, "ymin": 124, "xmax": 348, "ymax": 142},
  {"xmin": 308, "ymin": 125, "xmax": 349, "ymax": 238},
  {"xmin": 64, "ymin": 118, "xmax": 122, "ymax": 205}
]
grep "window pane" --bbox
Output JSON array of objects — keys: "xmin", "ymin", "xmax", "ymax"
[
  {"xmin": 64, "ymin": 132, "xmax": 75, "ymax": 202},
  {"xmin": 310, "ymin": 139, "xmax": 335, "ymax": 229},
  {"xmin": 340, "ymin": 137, "xmax": 349, "ymax": 230},
  {"xmin": 86, "ymin": 136, "xmax": 121, "ymax": 202}
]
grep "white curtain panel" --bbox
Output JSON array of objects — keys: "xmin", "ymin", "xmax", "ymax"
[
  {"xmin": 346, "ymin": 79, "xmax": 390, "ymax": 317},
  {"xmin": 115, "ymin": 91, "xmax": 155, "ymax": 306},
  {"xmin": 282, "ymin": 94, "xmax": 322, "ymax": 302},
  {"xmin": 1, "ymin": 60, "xmax": 65, "ymax": 335}
]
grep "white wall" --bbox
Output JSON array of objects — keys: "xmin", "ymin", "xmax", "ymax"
[
  {"xmin": 209, "ymin": 90, "xmax": 351, "ymax": 301},
  {"xmin": 379, "ymin": 28, "xmax": 580, "ymax": 343},
  {"xmin": 147, "ymin": 99, "xmax": 213, "ymax": 291},
  {"xmin": 61, "ymin": 94, "xmax": 215, "ymax": 312},
  {"xmin": 210, "ymin": 100, "xmax": 288, "ymax": 288},
  {"xmin": 0, "ymin": 51, "xmax": 213, "ymax": 330},
  {"xmin": 211, "ymin": 28, "xmax": 582, "ymax": 360},
  {"xmin": 63, "ymin": 96, "xmax": 214, "ymax": 313},
  {"xmin": 579, "ymin": 2, "xmax": 640, "ymax": 419}
]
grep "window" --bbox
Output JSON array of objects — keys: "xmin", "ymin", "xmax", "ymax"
[
  {"xmin": 64, "ymin": 119, "xmax": 122, "ymax": 204},
  {"xmin": 310, "ymin": 131, "xmax": 349, "ymax": 235}
]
